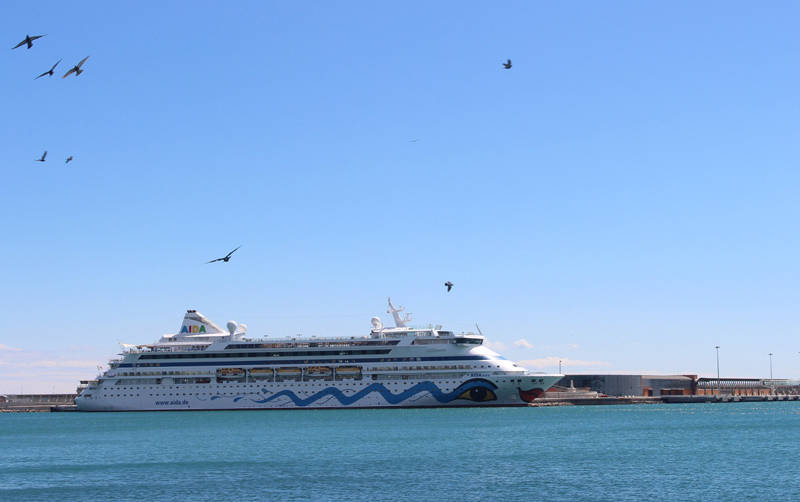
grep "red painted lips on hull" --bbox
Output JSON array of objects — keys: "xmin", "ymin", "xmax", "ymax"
[{"xmin": 518, "ymin": 387, "xmax": 545, "ymax": 403}]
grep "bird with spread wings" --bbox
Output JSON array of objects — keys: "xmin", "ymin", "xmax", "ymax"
[
  {"xmin": 35, "ymin": 59, "xmax": 61, "ymax": 79},
  {"xmin": 206, "ymin": 246, "xmax": 241, "ymax": 264},
  {"xmin": 63, "ymin": 56, "xmax": 90, "ymax": 78},
  {"xmin": 12, "ymin": 34, "xmax": 45, "ymax": 50}
]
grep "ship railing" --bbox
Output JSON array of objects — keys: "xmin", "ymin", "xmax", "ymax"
[
  {"xmin": 269, "ymin": 335, "xmax": 379, "ymax": 342},
  {"xmin": 123, "ymin": 344, "xmax": 210, "ymax": 354}
]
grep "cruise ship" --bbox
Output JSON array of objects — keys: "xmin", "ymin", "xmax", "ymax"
[{"xmin": 75, "ymin": 299, "xmax": 562, "ymax": 411}]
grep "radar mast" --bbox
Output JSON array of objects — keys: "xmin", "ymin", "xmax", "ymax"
[{"xmin": 386, "ymin": 297, "xmax": 412, "ymax": 327}]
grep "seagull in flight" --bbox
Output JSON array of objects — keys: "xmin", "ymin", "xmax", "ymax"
[
  {"xmin": 502, "ymin": 59, "xmax": 512, "ymax": 69},
  {"xmin": 206, "ymin": 246, "xmax": 241, "ymax": 264},
  {"xmin": 65, "ymin": 156, "xmax": 73, "ymax": 164},
  {"xmin": 62, "ymin": 56, "xmax": 89, "ymax": 78},
  {"xmin": 35, "ymin": 59, "xmax": 61, "ymax": 79},
  {"xmin": 35, "ymin": 151, "xmax": 47, "ymax": 162},
  {"xmin": 445, "ymin": 281, "xmax": 453, "ymax": 292},
  {"xmin": 12, "ymin": 34, "xmax": 45, "ymax": 50}
]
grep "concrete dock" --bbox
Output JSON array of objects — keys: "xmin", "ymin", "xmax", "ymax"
[
  {"xmin": 2, "ymin": 393, "xmax": 799, "ymax": 412},
  {"xmin": 529, "ymin": 394, "xmax": 800, "ymax": 406},
  {"xmin": 0, "ymin": 394, "xmax": 76, "ymax": 413}
]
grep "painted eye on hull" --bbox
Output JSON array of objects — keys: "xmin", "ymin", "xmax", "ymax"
[{"xmin": 457, "ymin": 386, "xmax": 497, "ymax": 402}]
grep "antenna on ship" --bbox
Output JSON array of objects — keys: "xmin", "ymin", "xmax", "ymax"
[
  {"xmin": 387, "ymin": 297, "xmax": 412, "ymax": 327},
  {"xmin": 370, "ymin": 317, "xmax": 383, "ymax": 338},
  {"xmin": 226, "ymin": 321, "xmax": 238, "ymax": 340},
  {"xmin": 475, "ymin": 323, "xmax": 483, "ymax": 336}
]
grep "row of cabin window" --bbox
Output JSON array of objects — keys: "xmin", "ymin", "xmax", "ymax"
[
  {"xmin": 139, "ymin": 349, "xmax": 393, "ymax": 359},
  {"xmin": 225, "ymin": 340, "xmax": 400, "ymax": 349}
]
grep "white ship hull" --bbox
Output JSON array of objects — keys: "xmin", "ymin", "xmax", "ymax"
[
  {"xmin": 75, "ymin": 305, "xmax": 563, "ymax": 411},
  {"xmin": 77, "ymin": 374, "xmax": 561, "ymax": 411}
]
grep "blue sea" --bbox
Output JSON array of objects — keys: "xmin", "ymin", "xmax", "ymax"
[{"xmin": 1, "ymin": 403, "xmax": 799, "ymax": 501}]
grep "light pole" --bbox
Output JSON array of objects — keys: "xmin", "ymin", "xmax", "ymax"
[
  {"xmin": 715, "ymin": 346, "xmax": 720, "ymax": 396},
  {"xmin": 769, "ymin": 352, "xmax": 774, "ymax": 394}
]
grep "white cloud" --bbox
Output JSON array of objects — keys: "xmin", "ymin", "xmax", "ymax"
[
  {"xmin": 0, "ymin": 344, "xmax": 22, "ymax": 352},
  {"xmin": 0, "ymin": 359, "xmax": 99, "ymax": 369},
  {"xmin": 484, "ymin": 340, "xmax": 507, "ymax": 351},
  {"xmin": 513, "ymin": 338, "xmax": 533, "ymax": 349},
  {"xmin": 517, "ymin": 356, "xmax": 611, "ymax": 370},
  {"xmin": 0, "ymin": 349, "xmax": 109, "ymax": 394},
  {"xmin": 568, "ymin": 343, "xmax": 580, "ymax": 350},
  {"xmin": 21, "ymin": 360, "xmax": 99, "ymax": 369}
]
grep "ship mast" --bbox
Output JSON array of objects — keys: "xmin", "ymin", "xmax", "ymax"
[{"xmin": 386, "ymin": 297, "xmax": 412, "ymax": 327}]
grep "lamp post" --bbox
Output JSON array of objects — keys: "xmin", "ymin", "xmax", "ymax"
[
  {"xmin": 769, "ymin": 352, "xmax": 774, "ymax": 394},
  {"xmin": 715, "ymin": 346, "xmax": 720, "ymax": 396}
]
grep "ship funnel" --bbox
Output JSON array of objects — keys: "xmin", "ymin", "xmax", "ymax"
[{"xmin": 178, "ymin": 309, "xmax": 224, "ymax": 335}]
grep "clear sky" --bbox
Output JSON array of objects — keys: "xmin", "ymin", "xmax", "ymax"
[{"xmin": 2, "ymin": 2, "xmax": 799, "ymax": 393}]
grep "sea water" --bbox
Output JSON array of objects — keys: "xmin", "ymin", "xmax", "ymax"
[{"xmin": 1, "ymin": 403, "xmax": 799, "ymax": 501}]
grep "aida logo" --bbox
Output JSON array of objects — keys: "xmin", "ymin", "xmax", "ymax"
[{"xmin": 181, "ymin": 325, "xmax": 206, "ymax": 334}]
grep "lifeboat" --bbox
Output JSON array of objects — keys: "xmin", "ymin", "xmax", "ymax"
[
  {"xmin": 305, "ymin": 366, "xmax": 333, "ymax": 378},
  {"xmin": 216, "ymin": 368, "xmax": 245, "ymax": 379},
  {"xmin": 248, "ymin": 368, "xmax": 274, "ymax": 379},
  {"xmin": 276, "ymin": 367, "xmax": 301, "ymax": 381},
  {"xmin": 336, "ymin": 366, "xmax": 362, "ymax": 379}
]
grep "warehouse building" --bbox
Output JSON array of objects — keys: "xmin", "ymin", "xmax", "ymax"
[
  {"xmin": 556, "ymin": 374, "xmax": 696, "ymax": 396},
  {"xmin": 695, "ymin": 378, "xmax": 800, "ymax": 396}
]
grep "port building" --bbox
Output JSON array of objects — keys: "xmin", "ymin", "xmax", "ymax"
[
  {"xmin": 556, "ymin": 374, "xmax": 696, "ymax": 396},
  {"xmin": 557, "ymin": 374, "xmax": 800, "ymax": 397}
]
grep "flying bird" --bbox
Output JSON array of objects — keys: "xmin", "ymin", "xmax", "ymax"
[
  {"xmin": 12, "ymin": 34, "xmax": 45, "ymax": 50},
  {"xmin": 502, "ymin": 59, "xmax": 512, "ymax": 69},
  {"xmin": 445, "ymin": 281, "xmax": 453, "ymax": 292},
  {"xmin": 409, "ymin": 139, "xmax": 419, "ymax": 143},
  {"xmin": 206, "ymin": 246, "xmax": 241, "ymax": 264},
  {"xmin": 35, "ymin": 151, "xmax": 47, "ymax": 162},
  {"xmin": 65, "ymin": 156, "xmax": 73, "ymax": 164},
  {"xmin": 62, "ymin": 56, "xmax": 89, "ymax": 78},
  {"xmin": 35, "ymin": 59, "xmax": 61, "ymax": 79}
]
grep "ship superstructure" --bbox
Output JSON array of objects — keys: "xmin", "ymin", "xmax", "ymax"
[{"xmin": 75, "ymin": 300, "xmax": 562, "ymax": 411}]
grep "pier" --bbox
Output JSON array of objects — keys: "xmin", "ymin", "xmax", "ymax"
[
  {"xmin": 4, "ymin": 372, "xmax": 800, "ymax": 412},
  {"xmin": 529, "ymin": 394, "xmax": 800, "ymax": 407},
  {"xmin": 2, "ymin": 392, "xmax": 800, "ymax": 411},
  {"xmin": 0, "ymin": 394, "xmax": 76, "ymax": 413}
]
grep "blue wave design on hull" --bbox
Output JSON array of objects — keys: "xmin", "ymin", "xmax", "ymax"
[{"xmin": 247, "ymin": 379, "xmax": 497, "ymax": 407}]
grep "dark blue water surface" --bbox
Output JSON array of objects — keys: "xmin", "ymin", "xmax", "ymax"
[{"xmin": 1, "ymin": 403, "xmax": 799, "ymax": 501}]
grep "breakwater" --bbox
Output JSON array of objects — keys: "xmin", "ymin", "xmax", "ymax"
[
  {"xmin": 2, "ymin": 393, "xmax": 799, "ymax": 412},
  {"xmin": 530, "ymin": 394, "xmax": 800, "ymax": 406}
]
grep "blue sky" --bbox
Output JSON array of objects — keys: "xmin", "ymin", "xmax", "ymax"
[{"xmin": 2, "ymin": 2, "xmax": 799, "ymax": 392}]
